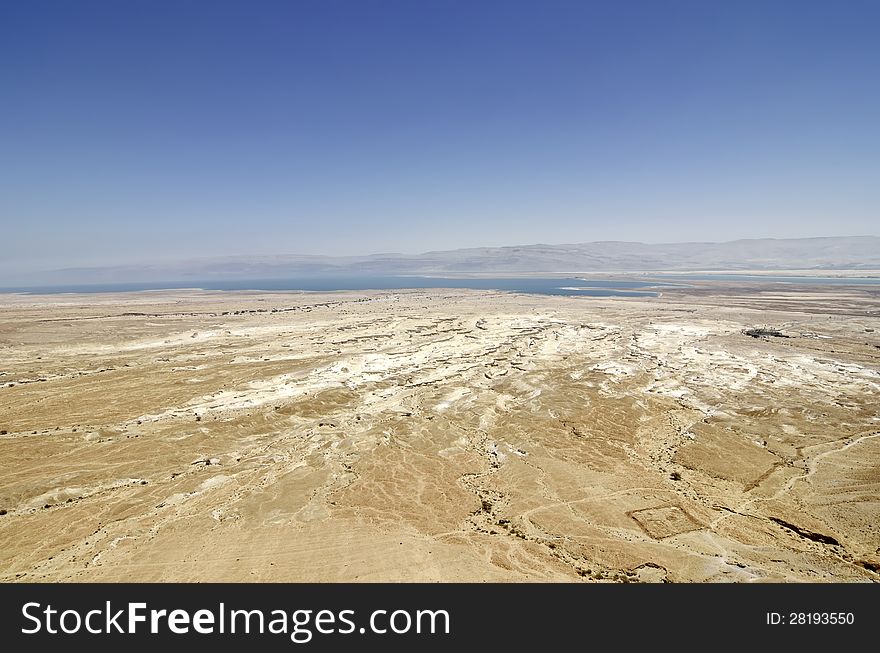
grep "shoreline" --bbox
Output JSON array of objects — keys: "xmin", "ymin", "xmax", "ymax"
[{"xmin": 2, "ymin": 269, "xmax": 880, "ymax": 298}]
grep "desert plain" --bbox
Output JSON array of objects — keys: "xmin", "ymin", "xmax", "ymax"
[{"xmin": 0, "ymin": 281, "xmax": 878, "ymax": 582}]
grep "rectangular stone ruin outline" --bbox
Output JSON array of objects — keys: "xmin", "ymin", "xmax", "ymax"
[{"xmin": 626, "ymin": 504, "xmax": 705, "ymax": 540}]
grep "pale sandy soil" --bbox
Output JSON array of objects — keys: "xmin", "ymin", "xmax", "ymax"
[
  {"xmin": 636, "ymin": 269, "xmax": 880, "ymax": 278},
  {"xmin": 0, "ymin": 283, "xmax": 877, "ymax": 582}
]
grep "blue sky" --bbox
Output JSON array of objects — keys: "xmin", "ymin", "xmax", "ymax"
[{"xmin": 2, "ymin": 0, "xmax": 878, "ymax": 275}]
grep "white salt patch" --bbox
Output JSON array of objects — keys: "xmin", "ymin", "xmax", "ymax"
[
  {"xmin": 197, "ymin": 475, "xmax": 231, "ymax": 492},
  {"xmin": 435, "ymin": 388, "xmax": 472, "ymax": 412}
]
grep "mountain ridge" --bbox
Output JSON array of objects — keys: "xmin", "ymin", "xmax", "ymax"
[{"xmin": 10, "ymin": 236, "xmax": 880, "ymax": 285}]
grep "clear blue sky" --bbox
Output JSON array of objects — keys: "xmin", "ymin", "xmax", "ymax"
[{"xmin": 2, "ymin": 0, "xmax": 878, "ymax": 275}]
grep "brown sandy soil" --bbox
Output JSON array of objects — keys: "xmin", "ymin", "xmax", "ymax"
[{"xmin": 0, "ymin": 284, "xmax": 877, "ymax": 582}]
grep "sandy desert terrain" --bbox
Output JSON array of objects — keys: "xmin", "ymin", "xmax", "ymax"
[{"xmin": 0, "ymin": 282, "xmax": 878, "ymax": 582}]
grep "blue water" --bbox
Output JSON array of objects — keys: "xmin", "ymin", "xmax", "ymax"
[
  {"xmin": 0, "ymin": 276, "xmax": 668, "ymax": 297},
  {"xmin": 6, "ymin": 274, "xmax": 874, "ymax": 296}
]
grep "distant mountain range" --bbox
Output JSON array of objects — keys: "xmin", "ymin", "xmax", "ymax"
[{"xmin": 14, "ymin": 236, "xmax": 880, "ymax": 285}]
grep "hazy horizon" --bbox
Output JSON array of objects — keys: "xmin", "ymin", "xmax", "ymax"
[
  {"xmin": 4, "ymin": 235, "xmax": 880, "ymax": 287},
  {"xmin": 3, "ymin": 1, "xmax": 879, "ymax": 275},
  {"xmin": 4, "ymin": 233, "xmax": 880, "ymax": 283}
]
